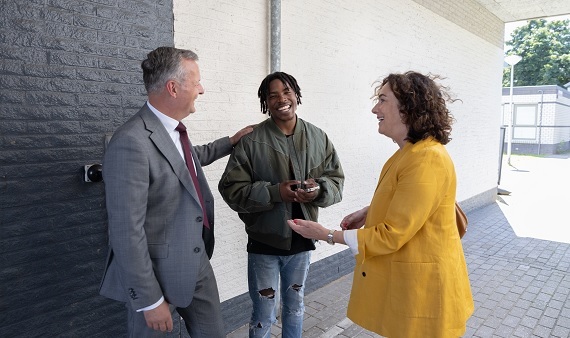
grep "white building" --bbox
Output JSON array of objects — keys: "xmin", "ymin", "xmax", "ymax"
[{"xmin": 501, "ymin": 85, "xmax": 570, "ymax": 155}]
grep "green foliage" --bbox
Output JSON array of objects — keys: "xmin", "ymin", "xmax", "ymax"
[{"xmin": 503, "ymin": 19, "xmax": 570, "ymax": 87}]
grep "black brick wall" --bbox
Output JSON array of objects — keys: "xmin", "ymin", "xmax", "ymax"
[{"xmin": 0, "ymin": 1, "xmax": 174, "ymax": 337}]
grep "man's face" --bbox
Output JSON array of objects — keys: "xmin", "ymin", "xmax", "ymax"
[
  {"xmin": 267, "ymin": 79, "xmax": 297, "ymax": 123},
  {"xmin": 176, "ymin": 59, "xmax": 204, "ymax": 117}
]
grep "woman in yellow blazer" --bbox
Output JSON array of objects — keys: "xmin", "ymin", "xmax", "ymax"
[{"xmin": 288, "ymin": 71, "xmax": 473, "ymax": 337}]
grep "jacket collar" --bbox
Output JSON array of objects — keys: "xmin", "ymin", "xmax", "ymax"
[
  {"xmin": 266, "ymin": 115, "xmax": 304, "ymax": 137},
  {"xmin": 138, "ymin": 105, "xmax": 202, "ymax": 205}
]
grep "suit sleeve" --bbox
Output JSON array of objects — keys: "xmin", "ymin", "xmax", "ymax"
[
  {"xmin": 103, "ymin": 133, "xmax": 163, "ymax": 309},
  {"xmin": 192, "ymin": 136, "xmax": 233, "ymax": 166}
]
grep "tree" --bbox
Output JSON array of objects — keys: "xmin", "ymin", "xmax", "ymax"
[{"xmin": 503, "ymin": 19, "xmax": 570, "ymax": 87}]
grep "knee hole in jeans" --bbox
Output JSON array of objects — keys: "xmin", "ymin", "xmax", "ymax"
[{"xmin": 258, "ymin": 287, "xmax": 275, "ymax": 299}]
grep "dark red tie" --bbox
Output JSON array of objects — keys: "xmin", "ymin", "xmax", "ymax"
[{"xmin": 176, "ymin": 122, "xmax": 210, "ymax": 229}]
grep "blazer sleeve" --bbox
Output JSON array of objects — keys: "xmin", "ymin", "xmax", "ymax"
[
  {"xmin": 103, "ymin": 132, "xmax": 163, "ymax": 309},
  {"xmin": 192, "ymin": 137, "xmax": 233, "ymax": 166},
  {"xmin": 357, "ymin": 147, "xmax": 450, "ymax": 257}
]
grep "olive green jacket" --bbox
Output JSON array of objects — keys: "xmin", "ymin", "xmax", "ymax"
[{"xmin": 218, "ymin": 117, "xmax": 344, "ymax": 250}]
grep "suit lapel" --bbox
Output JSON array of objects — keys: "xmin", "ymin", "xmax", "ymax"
[
  {"xmin": 191, "ymin": 150, "xmax": 209, "ymax": 193},
  {"xmin": 139, "ymin": 105, "xmax": 202, "ymax": 205}
]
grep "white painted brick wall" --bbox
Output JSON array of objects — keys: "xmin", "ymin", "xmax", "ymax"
[
  {"xmin": 173, "ymin": 0, "xmax": 269, "ymax": 301},
  {"xmin": 173, "ymin": 0, "xmax": 504, "ymax": 302}
]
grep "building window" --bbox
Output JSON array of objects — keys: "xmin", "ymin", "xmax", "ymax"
[{"xmin": 513, "ymin": 105, "xmax": 537, "ymax": 140}]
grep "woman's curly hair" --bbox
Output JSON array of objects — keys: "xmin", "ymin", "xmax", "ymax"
[{"xmin": 376, "ymin": 71, "xmax": 458, "ymax": 145}]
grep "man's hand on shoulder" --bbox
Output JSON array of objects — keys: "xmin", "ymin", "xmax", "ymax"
[
  {"xmin": 143, "ymin": 300, "xmax": 173, "ymax": 333},
  {"xmin": 230, "ymin": 124, "xmax": 256, "ymax": 146}
]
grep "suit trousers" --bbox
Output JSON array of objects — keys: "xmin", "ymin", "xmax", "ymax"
[{"xmin": 126, "ymin": 252, "xmax": 225, "ymax": 338}]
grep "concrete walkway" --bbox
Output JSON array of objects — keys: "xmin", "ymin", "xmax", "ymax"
[{"xmin": 228, "ymin": 154, "xmax": 570, "ymax": 337}]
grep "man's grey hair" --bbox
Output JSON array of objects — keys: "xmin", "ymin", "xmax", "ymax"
[{"xmin": 141, "ymin": 47, "xmax": 199, "ymax": 93}]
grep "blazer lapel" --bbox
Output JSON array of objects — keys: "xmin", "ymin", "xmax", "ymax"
[
  {"xmin": 191, "ymin": 150, "xmax": 209, "ymax": 193},
  {"xmin": 376, "ymin": 143, "xmax": 409, "ymax": 191},
  {"xmin": 139, "ymin": 106, "xmax": 202, "ymax": 205}
]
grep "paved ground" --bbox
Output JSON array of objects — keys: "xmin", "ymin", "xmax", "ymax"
[{"xmin": 227, "ymin": 154, "xmax": 570, "ymax": 337}]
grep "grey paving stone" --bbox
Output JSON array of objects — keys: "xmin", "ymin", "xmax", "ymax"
[
  {"xmin": 503, "ymin": 314, "xmax": 521, "ymax": 327},
  {"xmin": 538, "ymin": 314, "xmax": 557, "ymax": 328},
  {"xmin": 474, "ymin": 324, "xmax": 495, "ymax": 337},
  {"xmin": 494, "ymin": 324, "xmax": 515, "ymax": 338},
  {"xmin": 302, "ymin": 326, "xmax": 325, "ymax": 338},
  {"xmin": 339, "ymin": 324, "xmax": 365, "ymax": 337},
  {"xmin": 552, "ymin": 325, "xmax": 570, "ymax": 338},
  {"xmin": 512, "ymin": 325, "xmax": 534, "ymax": 338},
  {"xmin": 557, "ymin": 315, "xmax": 570, "ymax": 329},
  {"xmin": 520, "ymin": 316, "xmax": 539, "ymax": 329},
  {"xmin": 532, "ymin": 324, "xmax": 553, "ymax": 338}
]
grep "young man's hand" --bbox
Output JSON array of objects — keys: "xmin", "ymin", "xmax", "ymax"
[
  {"xmin": 279, "ymin": 180, "xmax": 301, "ymax": 202},
  {"xmin": 294, "ymin": 179, "xmax": 319, "ymax": 203}
]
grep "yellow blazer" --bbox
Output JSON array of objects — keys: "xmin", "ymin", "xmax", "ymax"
[{"xmin": 347, "ymin": 138, "xmax": 474, "ymax": 338}]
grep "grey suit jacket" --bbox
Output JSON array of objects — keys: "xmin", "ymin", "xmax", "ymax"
[{"xmin": 99, "ymin": 104, "xmax": 232, "ymax": 309}]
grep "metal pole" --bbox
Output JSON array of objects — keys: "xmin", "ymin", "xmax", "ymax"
[
  {"xmin": 537, "ymin": 90, "xmax": 544, "ymax": 155},
  {"xmin": 270, "ymin": 0, "xmax": 281, "ymax": 73},
  {"xmin": 507, "ymin": 64, "xmax": 515, "ymax": 165}
]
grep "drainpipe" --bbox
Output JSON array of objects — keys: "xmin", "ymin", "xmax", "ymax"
[
  {"xmin": 270, "ymin": 0, "xmax": 281, "ymax": 73},
  {"xmin": 537, "ymin": 90, "xmax": 544, "ymax": 155}
]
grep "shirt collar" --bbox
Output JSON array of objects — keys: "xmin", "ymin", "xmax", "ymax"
[{"xmin": 146, "ymin": 101, "xmax": 179, "ymax": 132}]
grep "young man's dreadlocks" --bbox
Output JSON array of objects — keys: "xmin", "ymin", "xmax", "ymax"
[{"xmin": 257, "ymin": 72, "xmax": 302, "ymax": 114}]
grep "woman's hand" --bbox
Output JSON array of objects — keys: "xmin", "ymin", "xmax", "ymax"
[
  {"xmin": 287, "ymin": 219, "xmax": 328, "ymax": 241},
  {"xmin": 340, "ymin": 206, "xmax": 369, "ymax": 230}
]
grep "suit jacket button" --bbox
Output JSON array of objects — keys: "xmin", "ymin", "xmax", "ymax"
[
  {"xmin": 196, "ymin": 216, "xmax": 203, "ymax": 223},
  {"xmin": 194, "ymin": 247, "xmax": 200, "ymax": 253},
  {"xmin": 362, "ymin": 272, "xmax": 366, "ymax": 277},
  {"xmin": 128, "ymin": 288, "xmax": 138, "ymax": 299}
]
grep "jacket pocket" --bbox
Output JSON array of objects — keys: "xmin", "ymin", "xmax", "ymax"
[
  {"xmin": 148, "ymin": 244, "xmax": 169, "ymax": 259},
  {"xmin": 390, "ymin": 261, "xmax": 441, "ymax": 318}
]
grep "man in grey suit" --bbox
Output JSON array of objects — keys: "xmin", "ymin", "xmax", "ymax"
[{"xmin": 99, "ymin": 47, "xmax": 253, "ymax": 337}]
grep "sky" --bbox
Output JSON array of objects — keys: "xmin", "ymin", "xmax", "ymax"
[{"xmin": 504, "ymin": 14, "xmax": 570, "ymax": 41}]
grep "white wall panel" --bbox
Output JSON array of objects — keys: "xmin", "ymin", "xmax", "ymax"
[{"xmin": 173, "ymin": 0, "xmax": 504, "ymax": 301}]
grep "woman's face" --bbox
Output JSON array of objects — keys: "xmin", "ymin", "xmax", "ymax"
[{"xmin": 371, "ymin": 83, "xmax": 409, "ymax": 147}]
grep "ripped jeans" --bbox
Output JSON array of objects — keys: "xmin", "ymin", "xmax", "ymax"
[{"xmin": 247, "ymin": 251, "xmax": 311, "ymax": 338}]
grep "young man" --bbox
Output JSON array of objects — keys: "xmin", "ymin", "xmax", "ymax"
[
  {"xmin": 218, "ymin": 72, "xmax": 344, "ymax": 338},
  {"xmin": 99, "ymin": 47, "xmax": 252, "ymax": 337}
]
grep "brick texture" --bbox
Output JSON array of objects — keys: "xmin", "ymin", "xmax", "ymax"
[
  {"xmin": 1, "ymin": 0, "xmax": 508, "ymax": 336},
  {"xmin": 174, "ymin": 0, "xmax": 506, "ymax": 309},
  {"xmin": 0, "ymin": 1, "xmax": 174, "ymax": 337}
]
